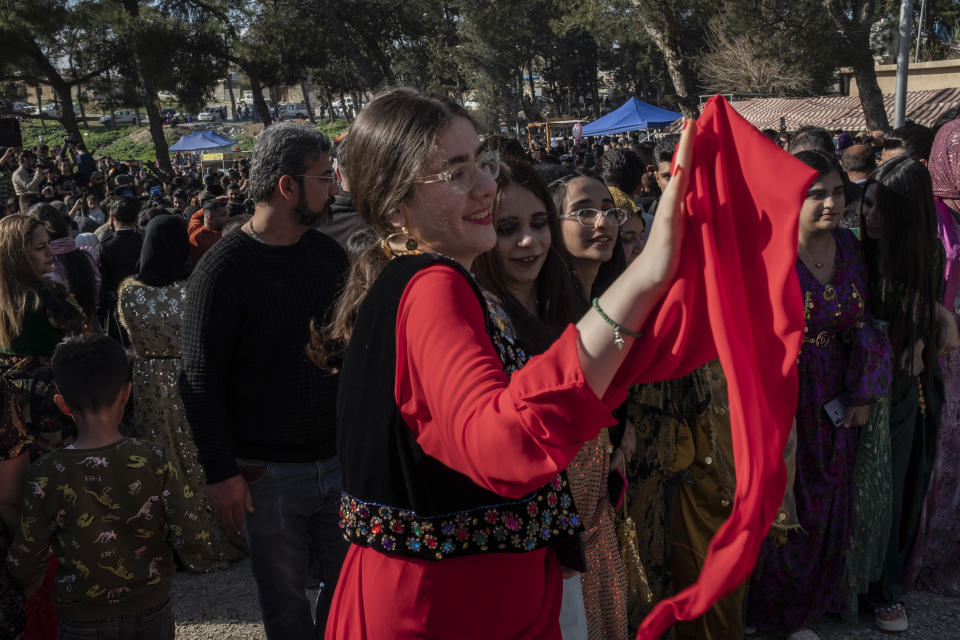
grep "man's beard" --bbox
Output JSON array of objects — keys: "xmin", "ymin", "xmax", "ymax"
[{"xmin": 293, "ymin": 192, "xmax": 334, "ymax": 227}]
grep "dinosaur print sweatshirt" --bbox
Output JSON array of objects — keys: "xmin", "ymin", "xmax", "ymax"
[{"xmin": 5, "ymin": 438, "xmax": 208, "ymax": 621}]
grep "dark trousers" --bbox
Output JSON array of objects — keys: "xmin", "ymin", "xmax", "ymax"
[
  {"xmin": 867, "ymin": 371, "xmax": 942, "ymax": 607},
  {"xmin": 59, "ymin": 598, "xmax": 173, "ymax": 640}
]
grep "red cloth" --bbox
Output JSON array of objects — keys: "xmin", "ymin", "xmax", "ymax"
[
  {"xmin": 625, "ymin": 97, "xmax": 815, "ymax": 638},
  {"xmin": 326, "ymin": 266, "xmax": 626, "ymax": 639},
  {"xmin": 23, "ymin": 553, "xmax": 58, "ymax": 640},
  {"xmin": 188, "ymin": 209, "xmax": 221, "ymax": 266}
]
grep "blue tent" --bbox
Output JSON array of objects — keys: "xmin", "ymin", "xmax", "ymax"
[
  {"xmin": 168, "ymin": 129, "xmax": 238, "ymax": 151},
  {"xmin": 581, "ymin": 97, "xmax": 682, "ymax": 137}
]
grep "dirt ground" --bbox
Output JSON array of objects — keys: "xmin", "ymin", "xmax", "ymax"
[{"xmin": 171, "ymin": 560, "xmax": 960, "ymax": 640}]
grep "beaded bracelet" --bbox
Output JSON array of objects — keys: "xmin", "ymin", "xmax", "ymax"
[{"xmin": 591, "ymin": 297, "xmax": 643, "ymax": 350}]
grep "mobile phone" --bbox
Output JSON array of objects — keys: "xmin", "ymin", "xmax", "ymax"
[{"xmin": 823, "ymin": 396, "xmax": 845, "ymax": 428}]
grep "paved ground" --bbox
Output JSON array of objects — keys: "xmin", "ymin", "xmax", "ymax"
[{"xmin": 172, "ymin": 560, "xmax": 960, "ymax": 639}]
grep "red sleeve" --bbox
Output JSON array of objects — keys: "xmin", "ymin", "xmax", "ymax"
[
  {"xmin": 188, "ymin": 209, "xmax": 203, "ymax": 238},
  {"xmin": 396, "ymin": 264, "xmax": 615, "ymax": 499}
]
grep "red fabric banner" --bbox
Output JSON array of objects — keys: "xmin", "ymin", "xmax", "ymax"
[{"xmin": 616, "ymin": 96, "xmax": 816, "ymax": 638}]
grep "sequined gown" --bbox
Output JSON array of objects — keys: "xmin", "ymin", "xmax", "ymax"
[
  {"xmin": 117, "ymin": 278, "xmax": 247, "ymax": 571},
  {"xmin": 566, "ymin": 431, "xmax": 628, "ymax": 639},
  {"xmin": 747, "ymin": 228, "xmax": 892, "ymax": 632}
]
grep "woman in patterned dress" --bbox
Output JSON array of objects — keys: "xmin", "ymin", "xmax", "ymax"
[
  {"xmin": 473, "ymin": 158, "xmax": 592, "ymax": 638},
  {"xmin": 859, "ymin": 156, "xmax": 958, "ymax": 631},
  {"xmin": 906, "ymin": 118, "xmax": 960, "ymax": 597},
  {"xmin": 118, "ymin": 215, "xmax": 246, "ymax": 572},
  {"xmin": 549, "ymin": 171, "xmax": 632, "ymax": 640},
  {"xmin": 746, "ymin": 150, "xmax": 892, "ymax": 636}
]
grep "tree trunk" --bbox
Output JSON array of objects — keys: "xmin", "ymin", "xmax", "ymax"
[
  {"xmin": 77, "ymin": 85, "xmax": 87, "ymax": 129},
  {"xmin": 634, "ymin": 4, "xmax": 700, "ymax": 118},
  {"xmin": 52, "ymin": 80, "xmax": 82, "ymax": 139},
  {"xmin": 142, "ymin": 83, "xmax": 173, "ymax": 177},
  {"xmin": 301, "ymin": 74, "xmax": 315, "ymax": 123},
  {"xmin": 226, "ymin": 72, "xmax": 237, "ymax": 121},
  {"xmin": 341, "ymin": 91, "xmax": 352, "ymax": 122},
  {"xmin": 853, "ymin": 61, "xmax": 890, "ymax": 131},
  {"xmin": 249, "ymin": 73, "xmax": 272, "ymax": 125},
  {"xmin": 527, "ymin": 60, "xmax": 537, "ymax": 103}
]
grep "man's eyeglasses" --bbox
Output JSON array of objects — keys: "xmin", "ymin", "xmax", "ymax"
[
  {"xmin": 419, "ymin": 151, "xmax": 500, "ymax": 193},
  {"xmin": 559, "ymin": 208, "xmax": 629, "ymax": 227},
  {"xmin": 296, "ymin": 174, "xmax": 338, "ymax": 184}
]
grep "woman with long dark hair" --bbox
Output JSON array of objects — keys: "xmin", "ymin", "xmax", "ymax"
[
  {"xmin": 905, "ymin": 118, "xmax": 960, "ymax": 597},
  {"xmin": 0, "ymin": 214, "xmax": 89, "ymax": 640},
  {"xmin": 473, "ymin": 158, "xmax": 592, "ymax": 638},
  {"xmin": 312, "ymin": 88, "xmax": 693, "ymax": 638},
  {"xmin": 27, "ymin": 203, "xmax": 99, "ymax": 322},
  {"xmin": 747, "ymin": 150, "xmax": 892, "ymax": 636},
  {"xmin": 547, "ymin": 171, "xmax": 633, "ymax": 639},
  {"xmin": 859, "ymin": 155, "xmax": 958, "ymax": 631}
]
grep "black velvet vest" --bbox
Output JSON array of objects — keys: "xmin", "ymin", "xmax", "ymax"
[{"xmin": 338, "ymin": 254, "xmax": 584, "ymax": 564}]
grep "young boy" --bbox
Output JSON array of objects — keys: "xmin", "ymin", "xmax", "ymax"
[{"xmin": 6, "ymin": 334, "xmax": 208, "ymax": 639}]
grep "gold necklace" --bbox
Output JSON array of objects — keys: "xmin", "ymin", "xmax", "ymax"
[{"xmin": 798, "ymin": 242, "xmax": 833, "ymax": 270}]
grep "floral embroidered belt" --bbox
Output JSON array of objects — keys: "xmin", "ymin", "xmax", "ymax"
[{"xmin": 339, "ymin": 473, "xmax": 584, "ymax": 561}]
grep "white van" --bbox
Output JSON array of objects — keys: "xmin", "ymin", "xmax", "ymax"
[{"xmin": 100, "ymin": 109, "xmax": 137, "ymax": 125}]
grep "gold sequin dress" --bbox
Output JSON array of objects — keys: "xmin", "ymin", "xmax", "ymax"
[
  {"xmin": 118, "ymin": 277, "xmax": 247, "ymax": 572},
  {"xmin": 566, "ymin": 429, "xmax": 628, "ymax": 640}
]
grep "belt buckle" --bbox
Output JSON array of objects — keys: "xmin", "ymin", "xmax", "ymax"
[{"xmin": 815, "ymin": 331, "xmax": 830, "ymax": 348}]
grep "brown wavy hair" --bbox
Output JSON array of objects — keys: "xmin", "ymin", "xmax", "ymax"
[
  {"xmin": 307, "ymin": 87, "xmax": 471, "ymax": 369},
  {"xmin": 0, "ymin": 215, "xmax": 48, "ymax": 349}
]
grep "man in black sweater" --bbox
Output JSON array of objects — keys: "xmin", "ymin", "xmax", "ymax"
[
  {"xmin": 179, "ymin": 122, "xmax": 348, "ymax": 640},
  {"xmin": 98, "ymin": 195, "xmax": 143, "ymax": 343}
]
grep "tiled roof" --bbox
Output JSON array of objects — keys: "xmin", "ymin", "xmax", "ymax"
[{"xmin": 666, "ymin": 88, "xmax": 960, "ymax": 132}]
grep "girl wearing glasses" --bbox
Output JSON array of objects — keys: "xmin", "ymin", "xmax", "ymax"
[
  {"xmin": 312, "ymin": 88, "xmax": 694, "ymax": 639},
  {"xmin": 550, "ymin": 171, "xmax": 634, "ymax": 639}
]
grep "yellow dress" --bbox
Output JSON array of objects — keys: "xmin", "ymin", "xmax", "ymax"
[{"xmin": 118, "ymin": 278, "xmax": 247, "ymax": 572}]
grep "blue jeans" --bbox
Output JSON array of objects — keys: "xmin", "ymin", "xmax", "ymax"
[
  {"xmin": 237, "ymin": 456, "xmax": 348, "ymax": 640},
  {"xmin": 59, "ymin": 598, "xmax": 173, "ymax": 640}
]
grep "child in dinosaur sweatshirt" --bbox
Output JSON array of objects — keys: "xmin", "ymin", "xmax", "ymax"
[{"xmin": 5, "ymin": 334, "xmax": 208, "ymax": 639}]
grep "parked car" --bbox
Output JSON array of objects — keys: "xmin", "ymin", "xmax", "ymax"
[
  {"xmin": 40, "ymin": 103, "xmax": 61, "ymax": 117},
  {"xmin": 11, "ymin": 101, "xmax": 32, "ymax": 115},
  {"xmin": 157, "ymin": 90, "xmax": 176, "ymax": 101},
  {"xmin": 277, "ymin": 103, "xmax": 309, "ymax": 119},
  {"xmin": 100, "ymin": 109, "xmax": 138, "ymax": 125},
  {"xmin": 197, "ymin": 106, "xmax": 224, "ymax": 122}
]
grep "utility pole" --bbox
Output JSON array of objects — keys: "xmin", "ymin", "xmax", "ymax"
[{"xmin": 894, "ymin": 0, "xmax": 914, "ymax": 128}]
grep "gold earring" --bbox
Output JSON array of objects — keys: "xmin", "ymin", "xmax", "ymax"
[{"xmin": 381, "ymin": 226, "xmax": 420, "ymax": 257}]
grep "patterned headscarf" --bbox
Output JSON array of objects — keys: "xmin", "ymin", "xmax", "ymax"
[{"xmin": 930, "ymin": 118, "xmax": 960, "ymax": 212}]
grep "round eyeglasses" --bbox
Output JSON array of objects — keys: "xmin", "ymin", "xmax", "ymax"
[
  {"xmin": 419, "ymin": 151, "xmax": 500, "ymax": 193},
  {"xmin": 559, "ymin": 208, "xmax": 629, "ymax": 227}
]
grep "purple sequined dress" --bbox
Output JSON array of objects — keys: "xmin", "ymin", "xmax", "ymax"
[{"xmin": 747, "ymin": 228, "xmax": 892, "ymax": 632}]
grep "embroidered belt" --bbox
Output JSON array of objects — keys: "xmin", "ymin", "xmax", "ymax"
[{"xmin": 339, "ymin": 473, "xmax": 583, "ymax": 561}]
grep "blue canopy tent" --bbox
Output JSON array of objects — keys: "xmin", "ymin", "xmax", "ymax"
[
  {"xmin": 168, "ymin": 129, "xmax": 238, "ymax": 151},
  {"xmin": 581, "ymin": 97, "xmax": 682, "ymax": 137}
]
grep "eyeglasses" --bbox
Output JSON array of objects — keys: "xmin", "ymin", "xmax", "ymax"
[
  {"xmin": 419, "ymin": 151, "xmax": 500, "ymax": 193},
  {"xmin": 559, "ymin": 208, "xmax": 629, "ymax": 227},
  {"xmin": 295, "ymin": 174, "xmax": 338, "ymax": 184}
]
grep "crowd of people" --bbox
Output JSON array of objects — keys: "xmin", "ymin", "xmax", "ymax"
[{"xmin": 0, "ymin": 87, "xmax": 958, "ymax": 640}]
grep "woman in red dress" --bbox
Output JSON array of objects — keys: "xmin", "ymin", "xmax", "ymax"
[{"xmin": 315, "ymin": 88, "xmax": 693, "ymax": 639}]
